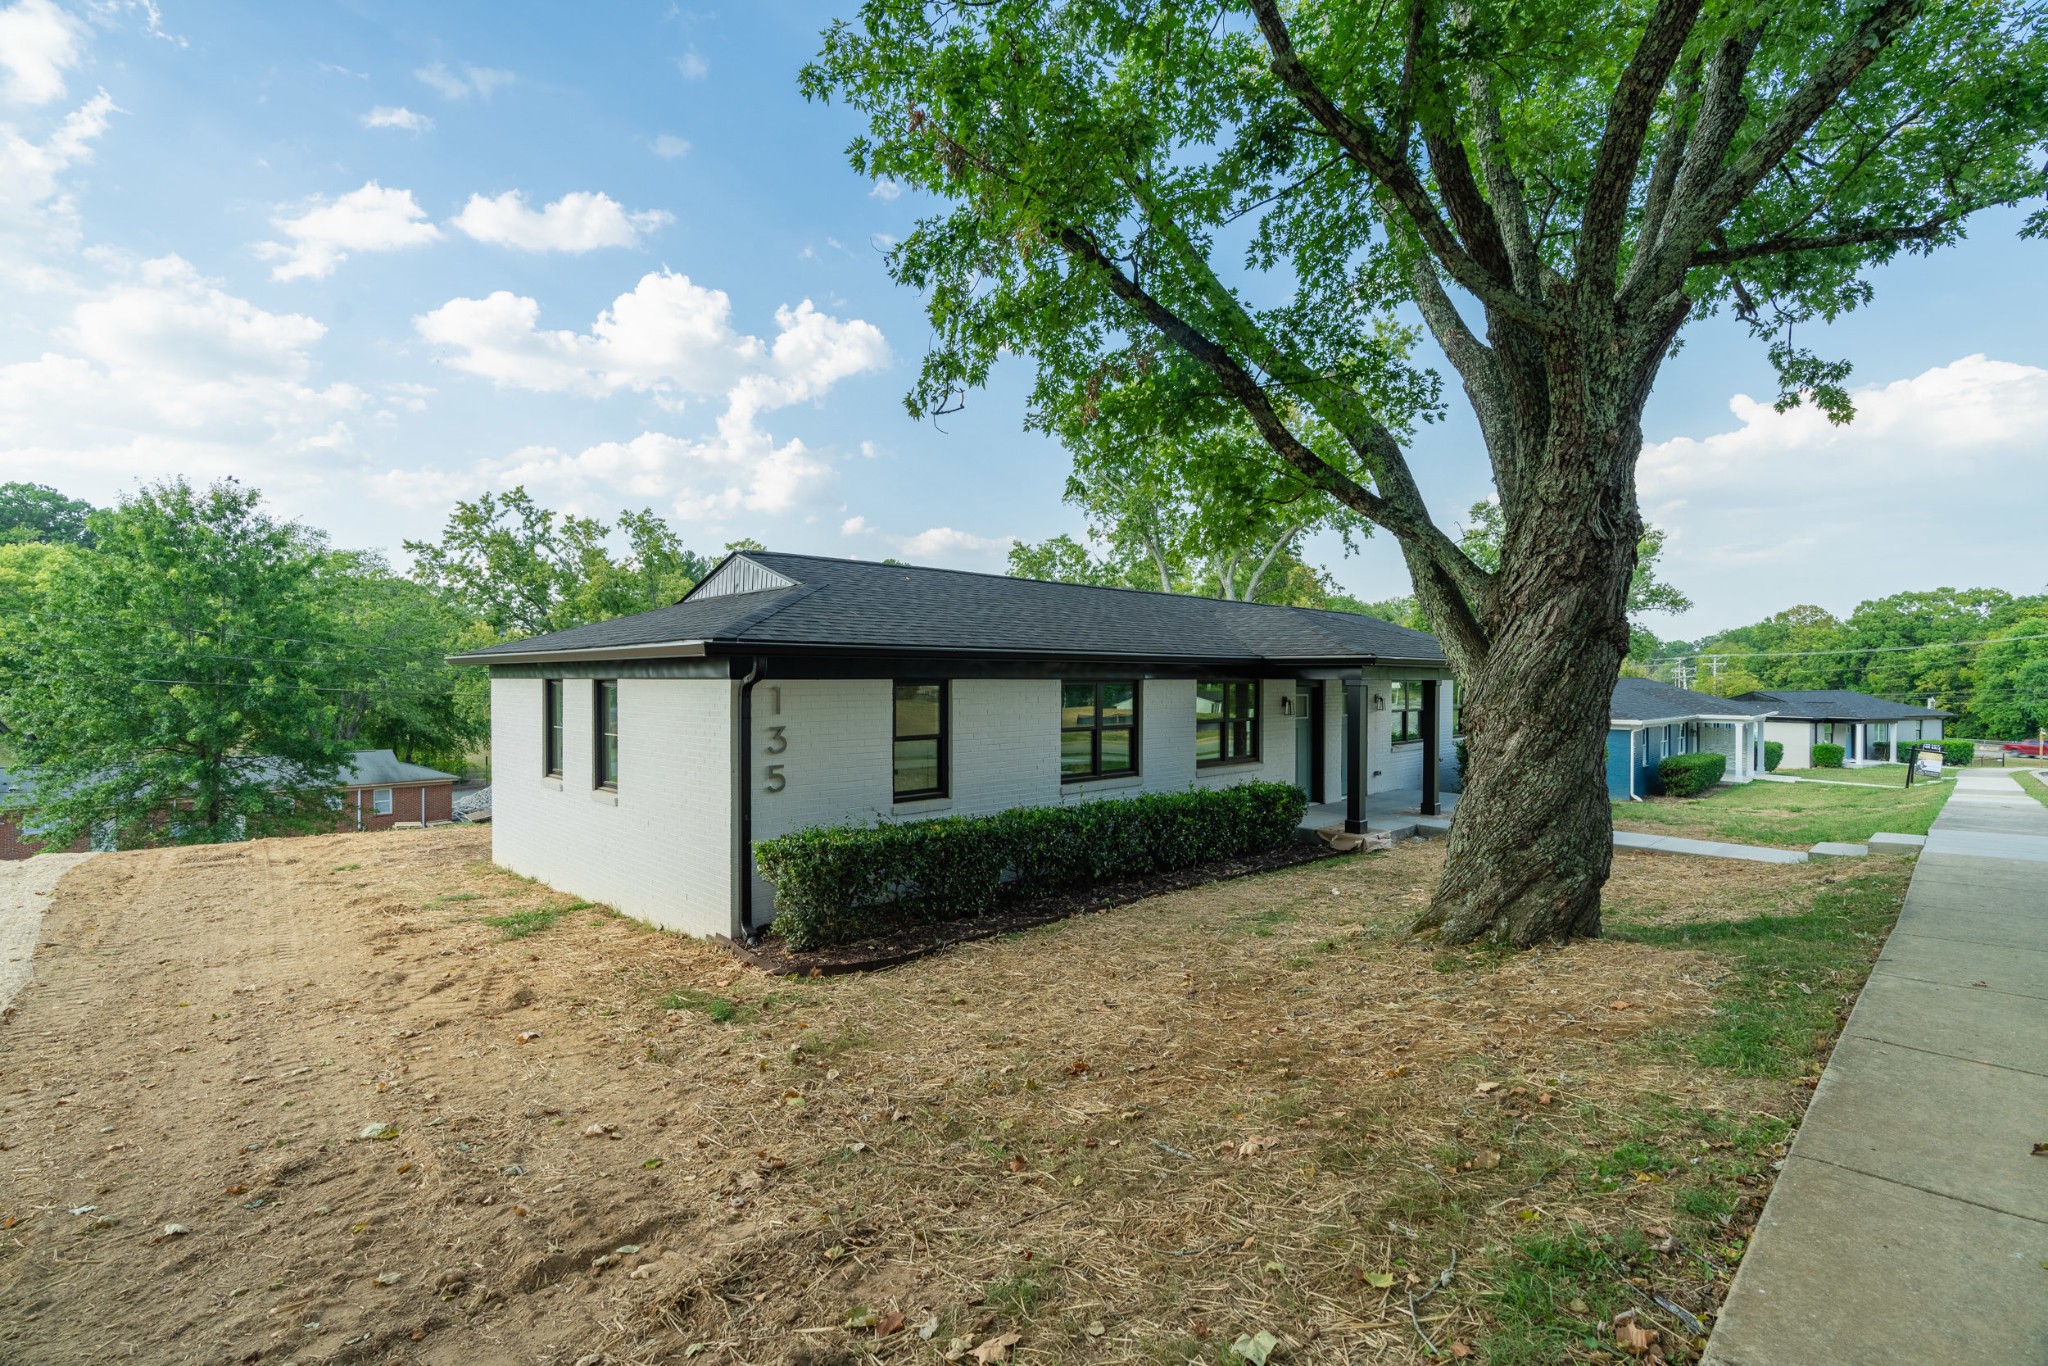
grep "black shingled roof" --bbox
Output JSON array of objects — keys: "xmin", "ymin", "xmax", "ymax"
[
  {"xmin": 451, "ymin": 551, "xmax": 1447, "ymax": 666},
  {"xmin": 1610, "ymin": 676, "xmax": 1775, "ymax": 725},
  {"xmin": 1734, "ymin": 689, "xmax": 1953, "ymax": 722}
]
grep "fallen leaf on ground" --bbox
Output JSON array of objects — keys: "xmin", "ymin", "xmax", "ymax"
[
  {"xmin": 1230, "ymin": 1330, "xmax": 1280, "ymax": 1364},
  {"xmin": 1615, "ymin": 1317, "xmax": 1658, "ymax": 1355},
  {"xmin": 1008, "ymin": 1154, "xmax": 1028, "ymax": 1173},
  {"xmin": 874, "ymin": 1310, "xmax": 905, "ymax": 1336},
  {"xmin": 1474, "ymin": 1080, "xmax": 1502, "ymax": 1094},
  {"xmin": 1450, "ymin": 1343, "xmax": 1475, "ymax": 1359},
  {"xmin": 970, "ymin": 1331, "xmax": 1022, "ymax": 1363},
  {"xmin": 1362, "ymin": 1271, "xmax": 1396, "ymax": 1289}
]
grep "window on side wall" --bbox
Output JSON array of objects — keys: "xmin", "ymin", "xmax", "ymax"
[
  {"xmin": 1060, "ymin": 681, "xmax": 1138, "ymax": 780},
  {"xmin": 1389, "ymin": 681, "xmax": 1423, "ymax": 743},
  {"xmin": 372, "ymin": 787, "xmax": 393, "ymax": 816},
  {"xmin": 543, "ymin": 678, "xmax": 564, "ymax": 776},
  {"xmin": 594, "ymin": 680, "xmax": 620, "ymax": 790},
  {"xmin": 1195, "ymin": 680, "xmax": 1260, "ymax": 765},
  {"xmin": 893, "ymin": 681, "xmax": 948, "ymax": 800}
]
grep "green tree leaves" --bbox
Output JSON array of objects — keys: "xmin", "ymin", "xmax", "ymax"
[{"xmin": 3, "ymin": 480, "xmax": 354, "ymax": 849}]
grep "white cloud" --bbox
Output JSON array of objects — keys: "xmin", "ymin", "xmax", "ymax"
[
  {"xmin": 651, "ymin": 133, "xmax": 690, "ymax": 159},
  {"xmin": 840, "ymin": 515, "xmax": 868, "ymax": 536},
  {"xmin": 415, "ymin": 269, "xmax": 889, "ymax": 405},
  {"xmin": 413, "ymin": 270, "xmax": 891, "ymax": 523},
  {"xmin": 362, "ymin": 105, "xmax": 432, "ymax": 133},
  {"xmin": 0, "ymin": 87, "xmax": 113, "ymax": 225},
  {"xmin": 0, "ymin": 0, "xmax": 85, "ymax": 106},
  {"xmin": 415, "ymin": 61, "xmax": 514, "ymax": 100},
  {"xmin": 449, "ymin": 190, "xmax": 671, "ymax": 253},
  {"xmin": 676, "ymin": 51, "xmax": 708, "ymax": 80},
  {"xmin": 869, "ymin": 178, "xmax": 902, "ymax": 201},
  {"xmin": 0, "ymin": 254, "xmax": 366, "ymax": 489},
  {"xmin": 258, "ymin": 181, "xmax": 442, "ymax": 281},
  {"xmin": 897, "ymin": 527, "xmax": 1016, "ymax": 560},
  {"xmin": 1640, "ymin": 354, "xmax": 2048, "ymax": 628}
]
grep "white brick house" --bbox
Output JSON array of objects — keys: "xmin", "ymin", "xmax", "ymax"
[{"xmin": 456, "ymin": 551, "xmax": 1455, "ymax": 940}]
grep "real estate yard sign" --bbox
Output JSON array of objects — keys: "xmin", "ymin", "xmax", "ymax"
[{"xmin": 1915, "ymin": 745, "xmax": 1945, "ymax": 779}]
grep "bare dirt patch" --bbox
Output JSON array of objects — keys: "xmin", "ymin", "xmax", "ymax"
[{"xmin": 0, "ymin": 827, "xmax": 1900, "ymax": 1364}]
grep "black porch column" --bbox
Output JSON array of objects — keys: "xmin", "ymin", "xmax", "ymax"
[
  {"xmin": 1310, "ymin": 680, "xmax": 1328, "ymax": 802},
  {"xmin": 1420, "ymin": 679, "xmax": 1441, "ymax": 817},
  {"xmin": 1344, "ymin": 675, "xmax": 1367, "ymax": 835}
]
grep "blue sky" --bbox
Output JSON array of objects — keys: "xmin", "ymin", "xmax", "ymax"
[{"xmin": 3, "ymin": 0, "xmax": 2045, "ymax": 637}]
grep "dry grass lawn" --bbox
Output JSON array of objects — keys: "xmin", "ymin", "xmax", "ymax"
[{"xmin": 0, "ymin": 827, "xmax": 1906, "ymax": 1365}]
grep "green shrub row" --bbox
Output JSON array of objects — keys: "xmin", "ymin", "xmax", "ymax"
[
  {"xmin": 1811, "ymin": 742, "xmax": 1845, "ymax": 768},
  {"xmin": 1659, "ymin": 751, "xmax": 1727, "ymax": 797},
  {"xmin": 754, "ymin": 781, "xmax": 1309, "ymax": 951},
  {"xmin": 1763, "ymin": 741, "xmax": 1784, "ymax": 772}
]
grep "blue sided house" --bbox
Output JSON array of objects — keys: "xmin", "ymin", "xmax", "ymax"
[{"xmin": 1606, "ymin": 677, "xmax": 1777, "ymax": 799}]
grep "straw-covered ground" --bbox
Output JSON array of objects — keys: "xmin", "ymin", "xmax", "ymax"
[{"xmin": 0, "ymin": 826, "xmax": 1907, "ymax": 1365}]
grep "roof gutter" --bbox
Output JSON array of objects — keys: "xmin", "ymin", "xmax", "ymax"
[{"xmin": 446, "ymin": 640, "xmax": 712, "ymax": 666}]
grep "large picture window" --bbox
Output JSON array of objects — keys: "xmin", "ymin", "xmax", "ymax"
[
  {"xmin": 543, "ymin": 678, "xmax": 564, "ymax": 776},
  {"xmin": 1389, "ymin": 681, "xmax": 1424, "ymax": 744},
  {"xmin": 1061, "ymin": 681, "xmax": 1138, "ymax": 780},
  {"xmin": 1195, "ymin": 680, "xmax": 1260, "ymax": 766},
  {"xmin": 594, "ymin": 680, "xmax": 619, "ymax": 789},
  {"xmin": 893, "ymin": 681, "xmax": 948, "ymax": 800}
]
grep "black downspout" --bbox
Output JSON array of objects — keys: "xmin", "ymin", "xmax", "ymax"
[{"xmin": 735, "ymin": 657, "xmax": 765, "ymax": 944}]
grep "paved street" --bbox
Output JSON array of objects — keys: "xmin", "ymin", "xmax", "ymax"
[{"xmin": 1705, "ymin": 769, "xmax": 2048, "ymax": 1364}]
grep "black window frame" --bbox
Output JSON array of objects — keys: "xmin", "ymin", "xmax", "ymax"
[
  {"xmin": 1195, "ymin": 678, "xmax": 1262, "ymax": 767},
  {"xmin": 1059, "ymin": 680, "xmax": 1140, "ymax": 782},
  {"xmin": 891, "ymin": 679, "xmax": 949, "ymax": 801},
  {"xmin": 593, "ymin": 679, "xmax": 619, "ymax": 790},
  {"xmin": 542, "ymin": 678, "xmax": 565, "ymax": 777},
  {"xmin": 1389, "ymin": 681, "xmax": 1424, "ymax": 744}
]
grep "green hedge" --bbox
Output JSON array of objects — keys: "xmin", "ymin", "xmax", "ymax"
[
  {"xmin": 1763, "ymin": 741, "xmax": 1784, "ymax": 772},
  {"xmin": 1811, "ymin": 742, "xmax": 1845, "ymax": 768},
  {"xmin": 1659, "ymin": 752, "xmax": 1727, "ymax": 797},
  {"xmin": 755, "ymin": 781, "xmax": 1310, "ymax": 950}
]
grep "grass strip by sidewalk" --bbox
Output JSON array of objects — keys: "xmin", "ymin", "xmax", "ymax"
[
  {"xmin": 1475, "ymin": 864, "xmax": 1909, "ymax": 1363},
  {"xmin": 1613, "ymin": 776, "xmax": 1951, "ymax": 847}
]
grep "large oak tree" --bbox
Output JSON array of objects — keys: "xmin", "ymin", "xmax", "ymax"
[{"xmin": 807, "ymin": 0, "xmax": 2048, "ymax": 944}]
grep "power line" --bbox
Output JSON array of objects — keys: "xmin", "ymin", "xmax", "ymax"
[{"xmin": 1656, "ymin": 630, "xmax": 2048, "ymax": 664}]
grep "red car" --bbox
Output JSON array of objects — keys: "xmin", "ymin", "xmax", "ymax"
[{"xmin": 2002, "ymin": 740, "xmax": 2048, "ymax": 757}]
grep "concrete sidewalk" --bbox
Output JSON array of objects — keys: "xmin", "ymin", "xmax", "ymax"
[{"xmin": 1704, "ymin": 769, "xmax": 2048, "ymax": 1365}]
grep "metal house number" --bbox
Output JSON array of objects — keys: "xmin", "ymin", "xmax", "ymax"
[{"xmin": 762, "ymin": 686, "xmax": 788, "ymax": 793}]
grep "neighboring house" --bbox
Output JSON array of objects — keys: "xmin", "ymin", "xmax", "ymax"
[
  {"xmin": 1606, "ymin": 677, "xmax": 1776, "ymax": 800},
  {"xmin": 0, "ymin": 770, "xmax": 89, "ymax": 860},
  {"xmin": 450, "ymin": 550, "xmax": 1458, "ymax": 940},
  {"xmin": 0, "ymin": 748, "xmax": 457, "ymax": 859},
  {"xmin": 335, "ymin": 750, "xmax": 459, "ymax": 830},
  {"xmin": 1734, "ymin": 689, "xmax": 1951, "ymax": 768}
]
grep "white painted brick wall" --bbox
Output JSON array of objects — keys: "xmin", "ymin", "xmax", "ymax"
[
  {"xmin": 1318, "ymin": 678, "xmax": 1456, "ymax": 797},
  {"xmin": 490, "ymin": 676, "xmax": 734, "ymax": 937},
  {"xmin": 745, "ymin": 675, "xmax": 1304, "ymax": 921}
]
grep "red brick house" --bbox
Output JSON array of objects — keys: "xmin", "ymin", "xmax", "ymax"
[
  {"xmin": 0, "ymin": 750, "xmax": 459, "ymax": 858},
  {"xmin": 338, "ymin": 750, "xmax": 458, "ymax": 831}
]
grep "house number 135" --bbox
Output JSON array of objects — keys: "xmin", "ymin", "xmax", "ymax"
[{"xmin": 761, "ymin": 687, "xmax": 788, "ymax": 792}]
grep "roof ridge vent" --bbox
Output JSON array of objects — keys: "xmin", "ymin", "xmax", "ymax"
[{"xmin": 685, "ymin": 553, "xmax": 799, "ymax": 601}]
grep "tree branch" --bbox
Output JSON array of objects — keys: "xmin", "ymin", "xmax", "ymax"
[
  {"xmin": 1051, "ymin": 224, "xmax": 1495, "ymax": 613},
  {"xmin": 1245, "ymin": 0, "xmax": 1553, "ymax": 331},
  {"xmin": 1576, "ymin": 0, "xmax": 1705, "ymax": 291},
  {"xmin": 1692, "ymin": 211, "xmax": 1973, "ymax": 265}
]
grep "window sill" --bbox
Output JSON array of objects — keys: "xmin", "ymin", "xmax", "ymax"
[
  {"xmin": 1197, "ymin": 757, "xmax": 1262, "ymax": 770},
  {"xmin": 891, "ymin": 794, "xmax": 951, "ymax": 815},
  {"xmin": 1061, "ymin": 773, "xmax": 1143, "ymax": 791},
  {"xmin": 590, "ymin": 788, "xmax": 618, "ymax": 807},
  {"xmin": 541, "ymin": 776, "xmax": 563, "ymax": 790}
]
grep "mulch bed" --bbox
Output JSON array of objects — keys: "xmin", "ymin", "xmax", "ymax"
[{"xmin": 728, "ymin": 833, "xmax": 1350, "ymax": 975}]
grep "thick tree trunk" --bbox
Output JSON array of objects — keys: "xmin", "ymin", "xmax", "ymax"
[{"xmin": 1414, "ymin": 419, "xmax": 1643, "ymax": 946}]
